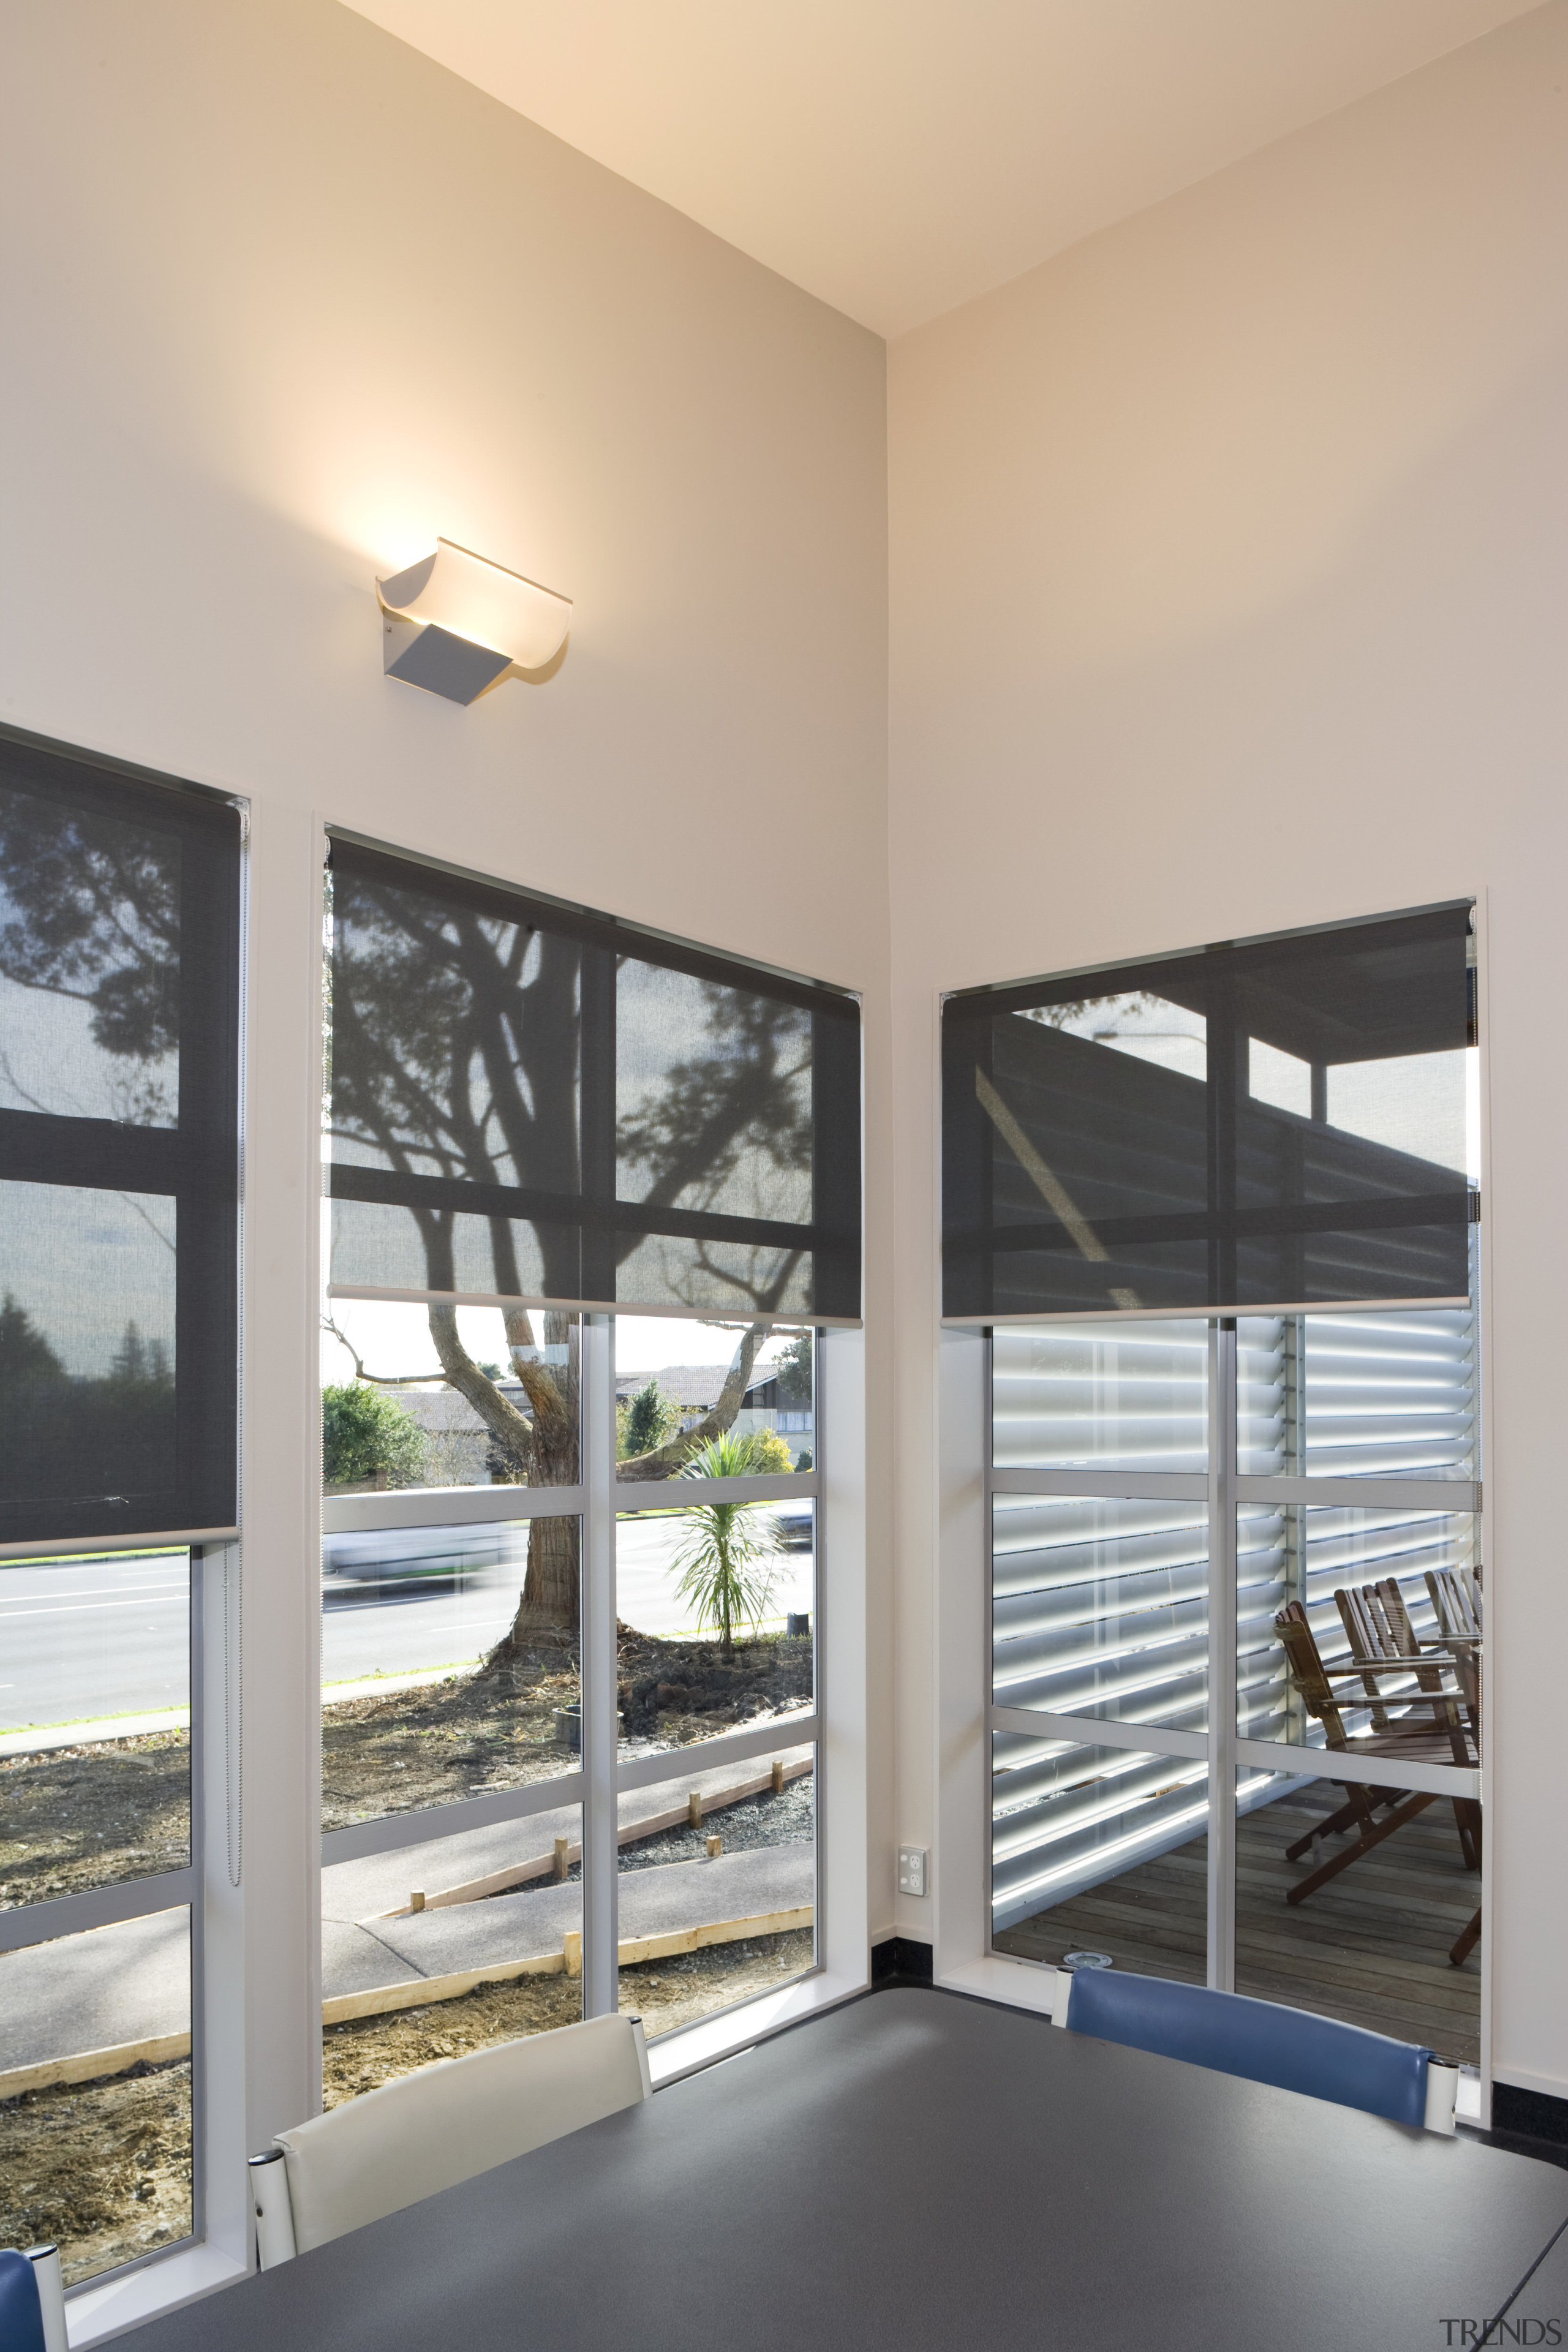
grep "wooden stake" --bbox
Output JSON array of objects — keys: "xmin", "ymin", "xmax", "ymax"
[
  {"xmin": 410, "ymin": 1891, "xmax": 426, "ymax": 1912},
  {"xmin": 706, "ymin": 1834, "xmax": 722, "ymax": 1858},
  {"xmin": 563, "ymin": 1929, "xmax": 582, "ymax": 1978},
  {"xmin": 771, "ymin": 1760, "xmax": 785, "ymax": 1795},
  {"xmin": 553, "ymin": 1836, "xmax": 569, "ymax": 1882},
  {"xmin": 687, "ymin": 1791, "xmax": 703, "ymax": 1828}
]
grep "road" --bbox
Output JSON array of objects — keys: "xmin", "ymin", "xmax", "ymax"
[
  {"xmin": 0, "ymin": 1551, "xmax": 190, "ymax": 1732},
  {"xmin": 1, "ymin": 1514, "xmax": 815, "ymax": 1729}
]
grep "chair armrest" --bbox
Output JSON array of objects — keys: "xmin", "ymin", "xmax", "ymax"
[
  {"xmin": 248, "ymin": 2149, "xmax": 298, "ymax": 2268},
  {"xmin": 1424, "ymin": 2060, "xmax": 1458, "ymax": 2135},
  {"xmin": 26, "ymin": 2248, "xmax": 67, "ymax": 2352}
]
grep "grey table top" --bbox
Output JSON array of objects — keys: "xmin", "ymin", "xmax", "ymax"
[
  {"xmin": 122, "ymin": 1987, "xmax": 1568, "ymax": 2352},
  {"xmin": 1488, "ymin": 2214, "xmax": 1568, "ymax": 2346}
]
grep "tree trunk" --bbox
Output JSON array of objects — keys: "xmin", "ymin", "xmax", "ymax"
[{"xmin": 516, "ymin": 1312, "xmax": 580, "ymax": 1637}]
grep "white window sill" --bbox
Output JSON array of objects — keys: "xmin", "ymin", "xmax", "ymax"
[
  {"xmin": 68, "ymin": 2244, "xmax": 248, "ymax": 2348},
  {"xmin": 646, "ymin": 1966, "xmax": 870, "ymax": 2089},
  {"xmin": 937, "ymin": 1952, "xmax": 1061, "ymax": 2019}
]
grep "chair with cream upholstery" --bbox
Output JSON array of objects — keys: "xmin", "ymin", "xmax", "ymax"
[{"xmin": 249, "ymin": 2011, "xmax": 653, "ymax": 2266}]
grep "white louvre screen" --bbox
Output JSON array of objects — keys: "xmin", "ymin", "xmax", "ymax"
[
  {"xmin": 991, "ymin": 1303, "xmax": 1479, "ymax": 1932},
  {"xmin": 1237, "ymin": 1306, "xmax": 1479, "ymax": 1743}
]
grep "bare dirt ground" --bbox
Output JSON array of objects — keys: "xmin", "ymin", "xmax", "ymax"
[
  {"xmin": 322, "ymin": 1928, "xmax": 815, "ymax": 2105},
  {"xmin": 0, "ymin": 2060, "xmax": 191, "ymax": 2288},
  {"xmin": 0, "ymin": 1733, "xmax": 189, "ymax": 1907},
  {"xmin": 0, "ymin": 1939, "xmax": 812, "ymax": 2283},
  {"xmin": 0, "ymin": 1631, "xmax": 812, "ymax": 1882},
  {"xmin": 322, "ymin": 1627, "xmax": 812, "ymax": 1828}
]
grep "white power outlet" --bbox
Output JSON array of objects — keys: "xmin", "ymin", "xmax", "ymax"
[{"xmin": 897, "ymin": 1845, "xmax": 928, "ymax": 1898}]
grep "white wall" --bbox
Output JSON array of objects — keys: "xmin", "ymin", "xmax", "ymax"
[
  {"xmin": 1, "ymin": 0, "xmax": 891, "ymax": 2216},
  {"xmin": 888, "ymin": 2, "xmax": 1568, "ymax": 2091}
]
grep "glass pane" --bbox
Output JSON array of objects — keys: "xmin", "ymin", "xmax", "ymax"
[
  {"xmin": 0, "ymin": 780, "xmax": 181, "ymax": 1128},
  {"xmin": 1235, "ymin": 1765, "xmax": 1480, "ymax": 2068},
  {"xmin": 0, "ymin": 1907, "xmax": 192, "ymax": 2283},
  {"xmin": 992, "ymin": 1319, "xmax": 1207, "ymax": 1476},
  {"xmin": 943, "ymin": 904, "xmax": 1473, "ymax": 1320},
  {"xmin": 617, "ymin": 963, "xmax": 812, "ymax": 1225},
  {"xmin": 617, "ymin": 1748, "xmax": 815, "ymax": 2040},
  {"xmin": 327, "ymin": 838, "xmax": 859, "ymax": 1326},
  {"xmin": 323, "ymin": 1303, "xmax": 580, "ymax": 1492},
  {"xmin": 615, "ymin": 1316, "xmax": 814, "ymax": 1478},
  {"xmin": 2, "ymin": 1547, "xmax": 190, "ymax": 1907},
  {"xmin": 616, "ymin": 1501, "xmax": 814, "ymax": 1758},
  {"xmin": 1237, "ymin": 1505, "xmax": 1479, "ymax": 1761},
  {"xmin": 323, "ymin": 1806, "xmax": 583, "ymax": 2102},
  {"xmin": 1237, "ymin": 1308, "xmax": 1479, "ymax": 1480},
  {"xmin": 322, "ymin": 1517, "xmax": 581, "ymax": 1831},
  {"xmin": 0, "ymin": 1186, "xmax": 176, "ymax": 1504},
  {"xmin": 993, "ymin": 1495, "xmax": 1207, "ymax": 1733},
  {"xmin": 990, "ymin": 1730, "xmax": 1206, "ymax": 1982}
]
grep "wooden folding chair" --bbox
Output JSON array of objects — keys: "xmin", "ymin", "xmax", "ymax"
[
  {"xmin": 1272, "ymin": 1603, "xmax": 1476, "ymax": 1909},
  {"xmin": 1337, "ymin": 1584, "xmax": 1480, "ymax": 1872}
]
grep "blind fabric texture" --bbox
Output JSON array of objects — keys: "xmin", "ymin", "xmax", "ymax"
[
  {"xmin": 944, "ymin": 905, "xmax": 1475, "ymax": 1321},
  {"xmin": 326, "ymin": 837, "xmax": 862, "ymax": 1324},
  {"xmin": 0, "ymin": 732, "xmax": 241, "ymax": 1541}
]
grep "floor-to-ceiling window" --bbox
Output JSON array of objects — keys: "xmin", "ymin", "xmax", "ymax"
[
  {"xmin": 944, "ymin": 903, "xmax": 1483, "ymax": 2071},
  {"xmin": 318, "ymin": 837, "xmax": 857, "ymax": 2090},
  {"xmin": 0, "ymin": 733, "xmax": 241, "ymax": 2285}
]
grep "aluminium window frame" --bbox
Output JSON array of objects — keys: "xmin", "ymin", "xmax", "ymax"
[
  {"xmin": 315, "ymin": 1322, "xmax": 826, "ymax": 2061},
  {"xmin": 933, "ymin": 891, "xmax": 1496, "ymax": 2115},
  {"xmin": 0, "ymin": 1532, "xmax": 212, "ymax": 2296}
]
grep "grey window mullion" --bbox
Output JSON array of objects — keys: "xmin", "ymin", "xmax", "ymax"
[
  {"xmin": 0, "ymin": 1867, "xmax": 200, "ymax": 1957},
  {"xmin": 581, "ymin": 1316, "xmax": 617, "ymax": 2019},
  {"xmin": 989, "ymin": 1467, "xmax": 1207, "ymax": 1502},
  {"xmin": 1234, "ymin": 1475, "xmax": 1479, "ymax": 1512},
  {"xmin": 320, "ymin": 1771, "xmax": 589, "ymax": 1868},
  {"xmin": 1207, "ymin": 1321, "xmax": 1238, "ymax": 1992},
  {"xmin": 324, "ymin": 1485, "xmax": 587, "ymax": 1535},
  {"xmin": 613, "ymin": 1471, "xmax": 818, "ymax": 1507},
  {"xmin": 988, "ymin": 1703, "xmax": 1208, "ymax": 1762}
]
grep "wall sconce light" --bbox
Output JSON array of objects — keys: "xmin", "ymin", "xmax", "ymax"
[{"xmin": 375, "ymin": 539, "xmax": 573, "ymax": 705}]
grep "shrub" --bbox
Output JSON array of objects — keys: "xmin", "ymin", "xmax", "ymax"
[{"xmin": 322, "ymin": 1383, "xmax": 426, "ymax": 1488}]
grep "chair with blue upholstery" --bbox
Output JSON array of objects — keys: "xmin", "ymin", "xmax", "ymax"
[
  {"xmin": 1057, "ymin": 1966, "xmax": 1458, "ymax": 2132},
  {"xmin": 0, "ymin": 2245, "xmax": 69, "ymax": 2352}
]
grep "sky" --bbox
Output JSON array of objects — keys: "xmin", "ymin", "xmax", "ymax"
[{"xmin": 320, "ymin": 1300, "xmax": 802, "ymax": 1386}]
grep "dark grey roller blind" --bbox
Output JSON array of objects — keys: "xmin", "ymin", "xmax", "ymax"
[
  {"xmin": 0, "ymin": 729, "xmax": 241, "ymax": 1541},
  {"xmin": 326, "ymin": 837, "xmax": 861, "ymax": 1323},
  {"xmin": 943, "ymin": 904, "xmax": 1474, "ymax": 1319}
]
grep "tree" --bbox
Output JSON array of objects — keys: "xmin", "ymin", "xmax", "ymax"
[
  {"xmin": 619, "ymin": 1378, "xmax": 680, "ymax": 1459},
  {"xmin": 0, "ymin": 805, "xmax": 810, "ymax": 1652},
  {"xmin": 322, "ymin": 1383, "xmax": 426, "ymax": 1489},
  {"xmin": 773, "ymin": 1331, "xmax": 813, "ymax": 1406},
  {"xmin": 0, "ymin": 1292, "xmax": 66, "ymax": 1392},
  {"xmin": 328, "ymin": 861, "xmax": 812, "ymax": 1652},
  {"xmin": 668, "ymin": 1430, "xmax": 784, "ymax": 1660}
]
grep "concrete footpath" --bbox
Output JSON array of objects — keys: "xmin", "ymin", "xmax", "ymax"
[{"xmin": 1, "ymin": 1749, "xmax": 814, "ymax": 2078}]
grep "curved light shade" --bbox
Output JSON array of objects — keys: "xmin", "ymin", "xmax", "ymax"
[{"xmin": 376, "ymin": 539, "xmax": 573, "ymax": 705}]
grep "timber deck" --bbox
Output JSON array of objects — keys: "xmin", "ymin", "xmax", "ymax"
[{"xmin": 993, "ymin": 1777, "xmax": 1482, "ymax": 2066}]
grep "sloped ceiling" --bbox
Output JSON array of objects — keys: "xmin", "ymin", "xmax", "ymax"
[{"xmin": 343, "ymin": 0, "xmax": 1542, "ymax": 335}]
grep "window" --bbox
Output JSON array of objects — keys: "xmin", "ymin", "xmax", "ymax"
[
  {"xmin": 0, "ymin": 733, "xmax": 241, "ymax": 2287},
  {"xmin": 321, "ymin": 840, "xmax": 854, "ymax": 2086},
  {"xmin": 946, "ymin": 906, "xmax": 1483, "ymax": 2070}
]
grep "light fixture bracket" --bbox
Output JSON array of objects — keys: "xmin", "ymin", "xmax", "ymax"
[{"xmin": 375, "ymin": 539, "xmax": 572, "ymax": 705}]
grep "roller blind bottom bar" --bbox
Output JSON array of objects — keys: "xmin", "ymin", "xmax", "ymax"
[
  {"xmin": 946, "ymin": 1298, "xmax": 1471, "ymax": 1329},
  {"xmin": 0, "ymin": 1526, "xmax": 238, "ymax": 1561},
  {"xmin": 329, "ymin": 1285, "xmax": 861, "ymax": 1329}
]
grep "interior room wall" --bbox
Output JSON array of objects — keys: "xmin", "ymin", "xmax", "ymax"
[
  {"xmin": 888, "ymin": 0, "xmax": 1568, "ymax": 2094},
  {"xmin": 2, "ymin": 0, "xmax": 891, "ymax": 2160}
]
